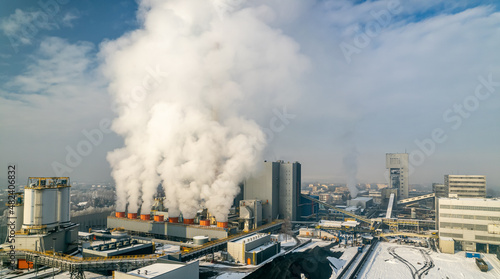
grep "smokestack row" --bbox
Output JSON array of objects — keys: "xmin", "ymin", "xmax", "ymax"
[{"xmin": 114, "ymin": 212, "xmax": 227, "ymax": 228}]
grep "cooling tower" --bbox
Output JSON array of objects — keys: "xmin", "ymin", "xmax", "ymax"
[
  {"xmin": 217, "ymin": 221, "xmax": 228, "ymax": 228},
  {"xmin": 153, "ymin": 215, "xmax": 164, "ymax": 222},
  {"xmin": 128, "ymin": 213, "xmax": 137, "ymax": 219},
  {"xmin": 116, "ymin": 212, "xmax": 126, "ymax": 218}
]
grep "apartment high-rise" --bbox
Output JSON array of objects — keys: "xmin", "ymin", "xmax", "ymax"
[
  {"xmin": 386, "ymin": 153, "xmax": 409, "ymax": 199},
  {"xmin": 445, "ymin": 175, "xmax": 486, "ymax": 198}
]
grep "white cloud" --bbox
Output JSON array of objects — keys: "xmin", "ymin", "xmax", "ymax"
[{"xmin": 0, "ymin": 9, "xmax": 59, "ymax": 46}]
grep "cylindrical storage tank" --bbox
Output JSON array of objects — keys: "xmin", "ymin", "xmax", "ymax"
[
  {"xmin": 193, "ymin": 236, "xmax": 209, "ymax": 245},
  {"xmin": 183, "ymin": 218, "xmax": 194, "ymax": 224},
  {"xmin": 200, "ymin": 219, "xmax": 210, "ymax": 226},
  {"xmin": 58, "ymin": 186, "xmax": 71, "ymax": 224},
  {"xmin": 24, "ymin": 188, "xmax": 58, "ymax": 228},
  {"xmin": 23, "ymin": 189, "xmax": 35, "ymax": 227},
  {"xmin": 115, "ymin": 212, "xmax": 126, "ymax": 218},
  {"xmin": 217, "ymin": 221, "xmax": 228, "ymax": 228},
  {"xmin": 13, "ymin": 204, "xmax": 24, "ymax": 231},
  {"xmin": 140, "ymin": 214, "xmax": 150, "ymax": 220},
  {"xmin": 154, "ymin": 215, "xmax": 164, "ymax": 222},
  {"xmin": 169, "ymin": 217, "xmax": 179, "ymax": 223},
  {"xmin": 128, "ymin": 213, "xmax": 137, "ymax": 219}
]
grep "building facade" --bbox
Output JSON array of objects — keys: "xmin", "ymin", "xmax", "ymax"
[
  {"xmin": 278, "ymin": 161, "xmax": 301, "ymax": 221},
  {"xmin": 445, "ymin": 175, "xmax": 486, "ymax": 198},
  {"xmin": 227, "ymin": 233, "xmax": 280, "ymax": 265},
  {"xmin": 433, "ymin": 183, "xmax": 448, "ymax": 198},
  {"xmin": 437, "ymin": 198, "xmax": 500, "ymax": 254},
  {"xmin": 244, "ymin": 160, "xmax": 301, "ymax": 222},
  {"xmin": 386, "ymin": 153, "xmax": 409, "ymax": 199},
  {"xmin": 244, "ymin": 161, "xmax": 280, "ymax": 223}
]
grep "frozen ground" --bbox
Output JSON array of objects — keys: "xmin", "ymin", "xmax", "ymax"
[
  {"xmin": 294, "ymin": 238, "xmax": 334, "ymax": 253},
  {"xmin": 358, "ymin": 242, "xmax": 500, "ymax": 279},
  {"xmin": 215, "ymin": 272, "xmax": 248, "ymax": 279},
  {"xmin": 328, "ymin": 246, "xmax": 359, "ymax": 276}
]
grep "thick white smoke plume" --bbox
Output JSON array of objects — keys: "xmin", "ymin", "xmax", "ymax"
[{"xmin": 102, "ymin": 0, "xmax": 307, "ymax": 221}]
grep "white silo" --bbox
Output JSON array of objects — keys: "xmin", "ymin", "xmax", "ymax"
[
  {"xmin": 11, "ymin": 193, "xmax": 24, "ymax": 231},
  {"xmin": 23, "ymin": 182, "xmax": 59, "ymax": 229},
  {"xmin": 58, "ymin": 186, "xmax": 71, "ymax": 224}
]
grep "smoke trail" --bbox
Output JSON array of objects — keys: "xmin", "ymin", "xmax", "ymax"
[
  {"xmin": 342, "ymin": 129, "xmax": 359, "ymax": 198},
  {"xmin": 102, "ymin": 0, "xmax": 307, "ymax": 220}
]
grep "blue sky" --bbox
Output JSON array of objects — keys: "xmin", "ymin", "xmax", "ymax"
[{"xmin": 1, "ymin": 0, "xmax": 499, "ymax": 194}]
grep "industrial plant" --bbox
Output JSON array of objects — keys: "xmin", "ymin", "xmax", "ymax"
[
  {"xmin": 8, "ymin": 177, "xmax": 79, "ymax": 253},
  {"xmin": 1, "ymin": 155, "xmax": 499, "ymax": 278}
]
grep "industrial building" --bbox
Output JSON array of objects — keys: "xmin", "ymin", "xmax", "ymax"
[
  {"xmin": 444, "ymin": 175, "xmax": 486, "ymax": 198},
  {"xmin": 226, "ymin": 233, "xmax": 280, "ymax": 265},
  {"xmin": 107, "ymin": 215, "xmax": 229, "ymax": 241},
  {"xmin": 239, "ymin": 199, "xmax": 262, "ymax": 231},
  {"xmin": 433, "ymin": 183, "xmax": 448, "ymax": 198},
  {"xmin": 386, "ymin": 153, "xmax": 409, "ymax": 199},
  {"xmin": 12, "ymin": 177, "xmax": 78, "ymax": 253},
  {"xmin": 113, "ymin": 261, "xmax": 199, "ymax": 279},
  {"xmin": 244, "ymin": 160, "xmax": 301, "ymax": 222},
  {"xmin": 82, "ymin": 238, "xmax": 154, "ymax": 258},
  {"xmin": 437, "ymin": 197, "xmax": 500, "ymax": 254},
  {"xmin": 71, "ymin": 210, "xmax": 113, "ymax": 232},
  {"xmin": 347, "ymin": 197, "xmax": 373, "ymax": 209}
]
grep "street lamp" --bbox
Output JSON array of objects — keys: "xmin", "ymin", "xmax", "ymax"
[{"xmin": 34, "ymin": 255, "xmax": 39, "ymax": 279}]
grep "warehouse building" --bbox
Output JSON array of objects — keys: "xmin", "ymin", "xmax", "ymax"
[
  {"xmin": 114, "ymin": 261, "xmax": 199, "ymax": 279},
  {"xmin": 227, "ymin": 233, "xmax": 280, "ymax": 265},
  {"xmin": 82, "ymin": 238, "xmax": 154, "ymax": 258},
  {"xmin": 437, "ymin": 197, "xmax": 500, "ymax": 254}
]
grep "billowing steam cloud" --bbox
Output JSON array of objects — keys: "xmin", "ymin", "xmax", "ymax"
[{"xmin": 101, "ymin": 0, "xmax": 307, "ymax": 221}]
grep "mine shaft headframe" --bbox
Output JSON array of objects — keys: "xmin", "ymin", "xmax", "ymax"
[{"xmin": 26, "ymin": 177, "xmax": 70, "ymax": 188}]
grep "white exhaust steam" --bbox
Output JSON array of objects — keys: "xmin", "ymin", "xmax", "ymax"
[{"xmin": 101, "ymin": 0, "xmax": 307, "ymax": 221}]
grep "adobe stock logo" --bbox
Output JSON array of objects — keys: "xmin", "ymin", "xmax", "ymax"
[
  {"xmin": 51, "ymin": 119, "xmax": 112, "ymax": 176},
  {"xmin": 339, "ymin": 0, "xmax": 403, "ymax": 64}
]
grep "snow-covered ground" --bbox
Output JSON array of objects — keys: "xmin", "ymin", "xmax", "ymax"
[
  {"xmin": 215, "ymin": 272, "xmax": 248, "ymax": 279},
  {"xmin": 358, "ymin": 242, "xmax": 500, "ymax": 279},
  {"xmin": 328, "ymin": 246, "xmax": 359, "ymax": 276},
  {"xmin": 294, "ymin": 238, "xmax": 333, "ymax": 253}
]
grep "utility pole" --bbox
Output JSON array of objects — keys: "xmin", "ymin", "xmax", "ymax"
[
  {"xmin": 34, "ymin": 255, "xmax": 39, "ymax": 279},
  {"xmin": 52, "ymin": 238, "xmax": 56, "ymax": 278}
]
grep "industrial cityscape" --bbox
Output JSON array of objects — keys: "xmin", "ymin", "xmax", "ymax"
[
  {"xmin": 0, "ymin": 153, "xmax": 499, "ymax": 278},
  {"xmin": 1, "ymin": 0, "xmax": 500, "ymax": 279}
]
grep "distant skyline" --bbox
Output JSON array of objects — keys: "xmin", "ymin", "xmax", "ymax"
[{"xmin": 1, "ymin": 0, "xmax": 499, "ymax": 192}]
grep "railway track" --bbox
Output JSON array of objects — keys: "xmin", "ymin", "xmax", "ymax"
[{"xmin": 387, "ymin": 247, "xmax": 434, "ymax": 279}]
